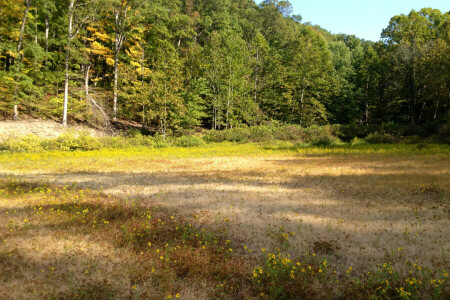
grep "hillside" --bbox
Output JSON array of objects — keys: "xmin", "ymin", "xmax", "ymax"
[{"xmin": 0, "ymin": 120, "xmax": 103, "ymax": 142}]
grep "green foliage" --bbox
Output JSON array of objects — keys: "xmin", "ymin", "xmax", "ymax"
[
  {"xmin": 173, "ymin": 135, "xmax": 205, "ymax": 148},
  {"xmin": 366, "ymin": 132, "xmax": 400, "ymax": 144},
  {"xmin": 437, "ymin": 122, "xmax": 450, "ymax": 144},
  {"xmin": 0, "ymin": 1, "xmax": 448, "ymax": 135},
  {"xmin": 0, "ymin": 135, "xmax": 44, "ymax": 152}
]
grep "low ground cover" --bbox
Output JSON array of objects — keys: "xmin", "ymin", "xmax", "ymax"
[{"xmin": 0, "ymin": 144, "xmax": 449, "ymax": 299}]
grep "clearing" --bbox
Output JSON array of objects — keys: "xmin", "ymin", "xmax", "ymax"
[{"xmin": 0, "ymin": 144, "xmax": 449, "ymax": 299}]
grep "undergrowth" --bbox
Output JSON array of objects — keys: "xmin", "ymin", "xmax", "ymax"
[{"xmin": 2, "ymin": 123, "xmax": 448, "ymax": 153}]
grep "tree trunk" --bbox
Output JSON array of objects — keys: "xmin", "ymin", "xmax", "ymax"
[
  {"xmin": 17, "ymin": 0, "xmax": 31, "ymax": 57},
  {"xmin": 113, "ymin": 51, "xmax": 119, "ymax": 120},
  {"xmin": 433, "ymin": 99, "xmax": 439, "ymax": 120},
  {"xmin": 44, "ymin": 13, "xmax": 49, "ymax": 66},
  {"xmin": 112, "ymin": 3, "xmax": 128, "ymax": 121},
  {"xmin": 226, "ymin": 84, "xmax": 230, "ymax": 129},
  {"xmin": 254, "ymin": 49, "xmax": 259, "ymax": 103},
  {"xmin": 35, "ymin": 6, "xmax": 38, "ymax": 44},
  {"xmin": 299, "ymin": 87, "xmax": 305, "ymax": 127},
  {"xmin": 62, "ymin": 0, "xmax": 74, "ymax": 127},
  {"xmin": 163, "ymin": 82, "xmax": 167, "ymax": 137},
  {"xmin": 14, "ymin": 0, "xmax": 32, "ymax": 121},
  {"xmin": 141, "ymin": 50, "xmax": 145, "ymax": 125},
  {"xmin": 13, "ymin": 104, "xmax": 19, "ymax": 121},
  {"xmin": 84, "ymin": 64, "xmax": 90, "ymax": 100}
]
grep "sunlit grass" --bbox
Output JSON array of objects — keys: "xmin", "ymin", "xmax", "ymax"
[
  {"xmin": 0, "ymin": 143, "xmax": 449, "ymax": 298},
  {"xmin": 0, "ymin": 143, "xmax": 448, "ymax": 174}
]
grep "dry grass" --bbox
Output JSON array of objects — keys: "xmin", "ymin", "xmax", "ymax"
[{"xmin": 0, "ymin": 144, "xmax": 449, "ymax": 299}]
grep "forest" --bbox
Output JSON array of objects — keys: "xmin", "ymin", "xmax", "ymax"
[{"xmin": 0, "ymin": 0, "xmax": 449, "ymax": 136}]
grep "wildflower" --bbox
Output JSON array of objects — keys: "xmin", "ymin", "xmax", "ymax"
[{"xmin": 176, "ymin": 294, "xmax": 180, "ymax": 298}]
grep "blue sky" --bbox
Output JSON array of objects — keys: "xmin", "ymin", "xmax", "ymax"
[{"xmin": 256, "ymin": 0, "xmax": 449, "ymax": 41}]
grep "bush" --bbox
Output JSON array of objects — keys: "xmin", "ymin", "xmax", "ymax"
[
  {"xmin": 402, "ymin": 124, "xmax": 427, "ymax": 138},
  {"xmin": 152, "ymin": 134, "xmax": 169, "ymax": 148},
  {"xmin": 332, "ymin": 124, "xmax": 374, "ymax": 142},
  {"xmin": 366, "ymin": 132, "xmax": 399, "ymax": 144},
  {"xmin": 272, "ymin": 125, "xmax": 305, "ymax": 142},
  {"xmin": 45, "ymin": 133, "xmax": 101, "ymax": 151},
  {"xmin": 350, "ymin": 137, "xmax": 368, "ymax": 146},
  {"xmin": 402, "ymin": 135, "xmax": 423, "ymax": 144},
  {"xmin": 174, "ymin": 135, "xmax": 205, "ymax": 148},
  {"xmin": 225, "ymin": 127, "xmax": 251, "ymax": 142},
  {"xmin": 304, "ymin": 125, "xmax": 341, "ymax": 146},
  {"xmin": 0, "ymin": 135, "xmax": 44, "ymax": 152},
  {"xmin": 202, "ymin": 130, "xmax": 226, "ymax": 143},
  {"xmin": 250, "ymin": 126, "xmax": 274, "ymax": 143},
  {"xmin": 99, "ymin": 136, "xmax": 131, "ymax": 149},
  {"xmin": 437, "ymin": 122, "xmax": 450, "ymax": 144}
]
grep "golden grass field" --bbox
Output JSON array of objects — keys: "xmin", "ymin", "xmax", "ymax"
[{"xmin": 0, "ymin": 143, "xmax": 449, "ymax": 299}]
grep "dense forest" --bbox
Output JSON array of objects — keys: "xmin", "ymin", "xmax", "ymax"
[{"xmin": 0, "ymin": 0, "xmax": 449, "ymax": 135}]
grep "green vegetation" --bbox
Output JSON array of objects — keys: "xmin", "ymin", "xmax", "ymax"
[
  {"xmin": 1, "ymin": 123, "xmax": 449, "ymax": 154},
  {"xmin": 0, "ymin": 1, "xmax": 448, "ymax": 135}
]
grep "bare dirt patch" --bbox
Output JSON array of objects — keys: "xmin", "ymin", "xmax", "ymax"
[{"xmin": 0, "ymin": 120, "xmax": 103, "ymax": 141}]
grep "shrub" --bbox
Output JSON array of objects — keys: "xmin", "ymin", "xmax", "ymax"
[
  {"xmin": 203, "ymin": 130, "xmax": 227, "ymax": 143},
  {"xmin": 45, "ymin": 133, "xmax": 102, "ymax": 151},
  {"xmin": 225, "ymin": 127, "xmax": 251, "ymax": 142},
  {"xmin": 250, "ymin": 126, "xmax": 274, "ymax": 143},
  {"xmin": 402, "ymin": 135, "xmax": 422, "ymax": 144},
  {"xmin": 304, "ymin": 125, "xmax": 341, "ymax": 146},
  {"xmin": 437, "ymin": 122, "xmax": 450, "ymax": 144},
  {"xmin": 272, "ymin": 125, "xmax": 305, "ymax": 142},
  {"xmin": 128, "ymin": 134, "xmax": 154, "ymax": 147},
  {"xmin": 350, "ymin": 137, "xmax": 368, "ymax": 146},
  {"xmin": 402, "ymin": 124, "xmax": 428, "ymax": 138},
  {"xmin": 99, "ymin": 136, "xmax": 131, "ymax": 149},
  {"xmin": 0, "ymin": 135, "xmax": 44, "ymax": 152},
  {"xmin": 174, "ymin": 135, "xmax": 205, "ymax": 147},
  {"xmin": 366, "ymin": 132, "xmax": 400, "ymax": 144},
  {"xmin": 152, "ymin": 134, "xmax": 169, "ymax": 148}
]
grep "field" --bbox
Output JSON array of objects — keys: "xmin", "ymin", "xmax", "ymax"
[{"xmin": 0, "ymin": 143, "xmax": 449, "ymax": 299}]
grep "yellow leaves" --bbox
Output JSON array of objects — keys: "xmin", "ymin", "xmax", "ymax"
[
  {"xmin": 2, "ymin": 76, "xmax": 15, "ymax": 82},
  {"xmin": 5, "ymin": 51, "xmax": 18, "ymax": 58},
  {"xmin": 94, "ymin": 31, "xmax": 113, "ymax": 43},
  {"xmin": 88, "ymin": 41, "xmax": 113, "ymax": 57},
  {"xmin": 106, "ymin": 57, "xmax": 115, "ymax": 66},
  {"xmin": 130, "ymin": 61, "xmax": 141, "ymax": 68}
]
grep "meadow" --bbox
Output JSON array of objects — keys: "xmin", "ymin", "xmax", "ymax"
[{"xmin": 0, "ymin": 143, "xmax": 449, "ymax": 299}]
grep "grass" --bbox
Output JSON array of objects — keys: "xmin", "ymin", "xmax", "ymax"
[{"xmin": 0, "ymin": 143, "xmax": 449, "ymax": 299}]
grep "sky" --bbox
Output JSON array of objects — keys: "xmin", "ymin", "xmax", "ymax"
[{"xmin": 256, "ymin": 0, "xmax": 449, "ymax": 41}]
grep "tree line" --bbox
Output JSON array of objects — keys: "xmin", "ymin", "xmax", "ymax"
[{"xmin": 0, "ymin": 0, "xmax": 448, "ymax": 135}]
